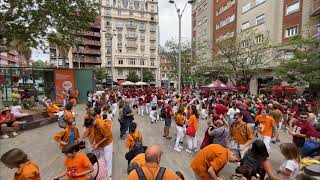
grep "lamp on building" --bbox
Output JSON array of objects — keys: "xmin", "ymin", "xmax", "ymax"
[{"xmin": 168, "ymin": 0, "xmax": 194, "ymax": 94}]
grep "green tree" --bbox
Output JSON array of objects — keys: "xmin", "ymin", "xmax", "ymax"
[
  {"xmin": 32, "ymin": 60, "xmax": 47, "ymax": 68},
  {"xmin": 126, "ymin": 71, "xmax": 139, "ymax": 83},
  {"xmin": 216, "ymin": 30, "xmax": 273, "ymax": 86},
  {"xmin": 160, "ymin": 39, "xmax": 194, "ymax": 88},
  {"xmin": 95, "ymin": 68, "xmax": 109, "ymax": 82},
  {"xmin": 142, "ymin": 69, "xmax": 155, "ymax": 83},
  {"xmin": 276, "ymin": 35, "xmax": 320, "ymax": 89},
  {"xmin": 0, "ymin": 0, "xmax": 99, "ymax": 50}
]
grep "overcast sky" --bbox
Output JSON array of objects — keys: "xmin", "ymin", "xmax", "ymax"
[{"xmin": 32, "ymin": 1, "xmax": 192, "ymax": 61}]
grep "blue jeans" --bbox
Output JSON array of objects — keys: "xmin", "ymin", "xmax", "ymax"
[{"xmin": 120, "ymin": 121, "xmax": 132, "ymax": 138}]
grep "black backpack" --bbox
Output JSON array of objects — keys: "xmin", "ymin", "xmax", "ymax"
[
  {"xmin": 135, "ymin": 166, "xmax": 166, "ymax": 180},
  {"xmin": 235, "ymin": 153, "xmax": 265, "ymax": 179},
  {"xmin": 160, "ymin": 107, "xmax": 166, "ymax": 118},
  {"xmin": 131, "ymin": 132, "xmax": 143, "ymax": 151}
]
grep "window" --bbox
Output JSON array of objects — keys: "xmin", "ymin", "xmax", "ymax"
[
  {"xmin": 241, "ymin": 21, "xmax": 250, "ymax": 30},
  {"xmin": 118, "ymin": 59, "xmax": 123, "ymax": 65},
  {"xmin": 140, "ymin": 59, "xmax": 145, "ymax": 65},
  {"xmin": 118, "ymin": 69, "xmax": 123, "ymax": 76},
  {"xmin": 107, "ymin": 60, "xmax": 112, "ymax": 65},
  {"xmin": 105, "ymin": 8, "xmax": 111, "ymax": 15},
  {"xmin": 256, "ymin": 0, "xmax": 265, "ymax": 5},
  {"xmin": 129, "ymin": 11, "xmax": 133, "ymax": 15},
  {"xmin": 128, "ymin": 59, "xmax": 136, "ymax": 65},
  {"xmin": 256, "ymin": 35, "xmax": 264, "ymax": 43},
  {"xmin": 242, "ymin": 3, "xmax": 251, "ymax": 13},
  {"xmin": 242, "ymin": 40, "xmax": 249, "ymax": 47},
  {"xmin": 150, "ymin": 60, "xmax": 155, "ymax": 66},
  {"xmin": 287, "ymin": 1, "xmax": 300, "ymax": 15},
  {"xmin": 230, "ymin": 14, "xmax": 235, "ymax": 22},
  {"xmin": 256, "ymin": 14, "xmax": 265, "ymax": 25},
  {"xmin": 117, "ymin": 10, "xmax": 121, "ymax": 16},
  {"xmin": 286, "ymin": 26, "xmax": 298, "ymax": 37}
]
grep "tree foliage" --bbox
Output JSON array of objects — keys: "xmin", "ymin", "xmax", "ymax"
[
  {"xmin": 32, "ymin": 60, "xmax": 47, "ymax": 68},
  {"xmin": 160, "ymin": 39, "xmax": 194, "ymax": 88},
  {"xmin": 126, "ymin": 71, "xmax": 140, "ymax": 83},
  {"xmin": 142, "ymin": 69, "xmax": 155, "ymax": 83},
  {"xmin": 0, "ymin": 0, "xmax": 99, "ymax": 50},
  {"xmin": 95, "ymin": 68, "xmax": 109, "ymax": 82},
  {"xmin": 276, "ymin": 35, "xmax": 320, "ymax": 87},
  {"xmin": 216, "ymin": 30, "xmax": 273, "ymax": 86}
]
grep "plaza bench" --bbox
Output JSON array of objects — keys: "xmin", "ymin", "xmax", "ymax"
[{"xmin": 16, "ymin": 111, "xmax": 58, "ymax": 130}]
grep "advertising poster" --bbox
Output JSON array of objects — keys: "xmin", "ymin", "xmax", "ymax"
[{"xmin": 54, "ymin": 70, "xmax": 75, "ymax": 103}]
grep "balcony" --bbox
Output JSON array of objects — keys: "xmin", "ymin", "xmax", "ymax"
[
  {"xmin": 73, "ymin": 49, "xmax": 101, "ymax": 55},
  {"xmin": 126, "ymin": 24, "xmax": 137, "ymax": 29},
  {"xmin": 125, "ymin": 34, "xmax": 137, "ymax": 39},
  {"xmin": 125, "ymin": 43, "xmax": 138, "ymax": 49},
  {"xmin": 117, "ymin": 42, "xmax": 123, "ymax": 47},
  {"xmin": 116, "ymin": 24, "xmax": 123, "ymax": 29},
  {"xmin": 73, "ymin": 57, "xmax": 101, "ymax": 64},
  {"xmin": 150, "ymin": 54, "xmax": 156, "ymax": 58},
  {"xmin": 149, "ymin": 45, "xmax": 157, "ymax": 50},
  {"xmin": 81, "ymin": 40, "xmax": 101, "ymax": 46},
  {"xmin": 311, "ymin": 0, "xmax": 320, "ymax": 17},
  {"xmin": 140, "ymin": 45, "xmax": 145, "ymax": 50},
  {"xmin": 82, "ymin": 32, "xmax": 101, "ymax": 37},
  {"xmin": 140, "ymin": 35, "xmax": 145, "ymax": 40},
  {"xmin": 150, "ymin": 36, "xmax": 156, "ymax": 41},
  {"xmin": 150, "ymin": 26, "xmax": 157, "ymax": 32}
]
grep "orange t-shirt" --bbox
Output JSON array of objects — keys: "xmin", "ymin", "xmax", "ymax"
[
  {"xmin": 92, "ymin": 117, "xmax": 113, "ymax": 148},
  {"xmin": 47, "ymin": 104, "xmax": 60, "ymax": 117},
  {"xmin": 126, "ymin": 131, "xmax": 143, "ymax": 150},
  {"xmin": 53, "ymin": 127, "xmax": 80, "ymax": 149},
  {"xmin": 188, "ymin": 114, "xmax": 198, "ymax": 130},
  {"xmin": 175, "ymin": 113, "xmax": 185, "ymax": 126},
  {"xmin": 230, "ymin": 121, "xmax": 254, "ymax": 145},
  {"xmin": 14, "ymin": 161, "xmax": 40, "ymax": 180},
  {"xmin": 256, "ymin": 115, "xmax": 276, "ymax": 137},
  {"xmin": 64, "ymin": 152, "xmax": 91, "ymax": 180},
  {"xmin": 130, "ymin": 153, "xmax": 146, "ymax": 167},
  {"xmin": 191, "ymin": 144, "xmax": 229, "ymax": 180}
]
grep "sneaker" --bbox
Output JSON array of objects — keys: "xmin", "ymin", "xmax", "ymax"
[
  {"xmin": 1, "ymin": 134, "xmax": 9, "ymax": 139},
  {"xmin": 178, "ymin": 145, "xmax": 184, "ymax": 149},
  {"xmin": 185, "ymin": 149, "xmax": 192, "ymax": 154},
  {"xmin": 12, "ymin": 132, "xmax": 18, "ymax": 136},
  {"xmin": 174, "ymin": 147, "xmax": 181, "ymax": 152}
]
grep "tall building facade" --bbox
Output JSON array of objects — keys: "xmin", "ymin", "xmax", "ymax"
[
  {"xmin": 100, "ymin": 0, "xmax": 160, "ymax": 85},
  {"xmin": 0, "ymin": 51, "xmax": 28, "ymax": 67},
  {"xmin": 191, "ymin": 0, "xmax": 214, "ymax": 67},
  {"xmin": 49, "ymin": 18, "xmax": 102, "ymax": 69}
]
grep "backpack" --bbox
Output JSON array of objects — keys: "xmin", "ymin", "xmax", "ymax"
[
  {"xmin": 58, "ymin": 112, "xmax": 66, "ymax": 128},
  {"xmin": 130, "ymin": 132, "xmax": 143, "ymax": 151},
  {"xmin": 135, "ymin": 166, "xmax": 166, "ymax": 180},
  {"xmin": 235, "ymin": 153, "xmax": 264, "ymax": 179},
  {"xmin": 160, "ymin": 107, "xmax": 166, "ymax": 118}
]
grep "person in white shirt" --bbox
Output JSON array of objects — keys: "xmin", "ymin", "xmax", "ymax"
[
  {"xmin": 227, "ymin": 103, "xmax": 240, "ymax": 125},
  {"xmin": 10, "ymin": 103, "xmax": 28, "ymax": 118},
  {"xmin": 277, "ymin": 143, "xmax": 300, "ymax": 180}
]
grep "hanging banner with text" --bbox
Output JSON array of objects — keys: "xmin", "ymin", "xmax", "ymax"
[{"xmin": 54, "ymin": 70, "xmax": 75, "ymax": 104}]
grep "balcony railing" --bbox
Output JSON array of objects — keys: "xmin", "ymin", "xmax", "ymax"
[
  {"xmin": 81, "ymin": 40, "xmax": 101, "ymax": 46},
  {"xmin": 150, "ymin": 27, "xmax": 157, "ymax": 32},
  {"xmin": 311, "ymin": 0, "xmax": 320, "ymax": 16},
  {"xmin": 140, "ymin": 35, "xmax": 145, "ymax": 40},
  {"xmin": 73, "ymin": 57, "xmax": 101, "ymax": 63},
  {"xmin": 73, "ymin": 49, "xmax": 101, "ymax": 55},
  {"xmin": 82, "ymin": 32, "xmax": 101, "ymax": 37},
  {"xmin": 116, "ymin": 24, "xmax": 123, "ymax": 29},
  {"xmin": 150, "ymin": 36, "xmax": 156, "ymax": 41},
  {"xmin": 150, "ymin": 54, "xmax": 156, "ymax": 58},
  {"xmin": 149, "ymin": 45, "xmax": 157, "ymax": 50},
  {"xmin": 126, "ymin": 43, "xmax": 138, "ymax": 48},
  {"xmin": 139, "ymin": 26, "xmax": 146, "ymax": 31},
  {"xmin": 125, "ymin": 34, "xmax": 137, "ymax": 39},
  {"xmin": 126, "ymin": 24, "xmax": 137, "ymax": 29}
]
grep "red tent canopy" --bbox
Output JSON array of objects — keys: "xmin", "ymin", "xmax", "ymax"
[
  {"xmin": 283, "ymin": 87, "xmax": 297, "ymax": 92},
  {"xmin": 238, "ymin": 86, "xmax": 248, "ymax": 91},
  {"xmin": 271, "ymin": 85, "xmax": 284, "ymax": 91},
  {"xmin": 200, "ymin": 80, "xmax": 235, "ymax": 91}
]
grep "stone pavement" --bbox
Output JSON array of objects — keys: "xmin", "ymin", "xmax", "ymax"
[{"xmin": 0, "ymin": 104, "xmax": 291, "ymax": 180}]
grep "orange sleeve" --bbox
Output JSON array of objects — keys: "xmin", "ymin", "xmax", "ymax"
[
  {"xmin": 209, "ymin": 151, "xmax": 228, "ymax": 173},
  {"xmin": 80, "ymin": 153, "xmax": 91, "ymax": 169},
  {"xmin": 53, "ymin": 130, "xmax": 66, "ymax": 142},
  {"xmin": 126, "ymin": 134, "xmax": 133, "ymax": 149}
]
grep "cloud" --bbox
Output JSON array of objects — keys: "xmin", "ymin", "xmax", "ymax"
[{"xmin": 159, "ymin": 0, "xmax": 192, "ymax": 45}]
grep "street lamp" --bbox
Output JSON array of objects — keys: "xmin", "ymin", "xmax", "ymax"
[
  {"xmin": 102, "ymin": 29, "xmax": 117, "ymax": 89},
  {"xmin": 168, "ymin": 0, "xmax": 194, "ymax": 95}
]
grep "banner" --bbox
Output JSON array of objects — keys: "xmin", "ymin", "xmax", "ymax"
[{"xmin": 54, "ymin": 70, "xmax": 75, "ymax": 104}]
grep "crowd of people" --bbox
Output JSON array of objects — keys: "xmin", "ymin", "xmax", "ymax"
[{"xmin": 1, "ymin": 87, "xmax": 320, "ymax": 180}]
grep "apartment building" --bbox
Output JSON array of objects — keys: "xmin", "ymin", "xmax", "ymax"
[
  {"xmin": 310, "ymin": 0, "xmax": 320, "ymax": 39},
  {"xmin": 49, "ymin": 18, "xmax": 102, "ymax": 69},
  {"xmin": 0, "ymin": 51, "xmax": 28, "ymax": 67},
  {"xmin": 100, "ymin": 0, "xmax": 160, "ymax": 85},
  {"xmin": 191, "ymin": 0, "xmax": 214, "ymax": 67}
]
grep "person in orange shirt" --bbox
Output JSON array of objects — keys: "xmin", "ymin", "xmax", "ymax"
[
  {"xmin": 185, "ymin": 105, "xmax": 199, "ymax": 153},
  {"xmin": 64, "ymin": 104, "xmax": 75, "ymax": 125},
  {"xmin": 1, "ymin": 148, "xmax": 41, "ymax": 180},
  {"xmin": 126, "ymin": 122, "xmax": 143, "ymax": 151},
  {"xmin": 53, "ymin": 120, "xmax": 80, "ymax": 149},
  {"xmin": 191, "ymin": 144, "xmax": 240, "ymax": 180},
  {"xmin": 174, "ymin": 107, "xmax": 185, "ymax": 152},
  {"xmin": 256, "ymin": 108, "xmax": 277, "ymax": 150},
  {"xmin": 127, "ymin": 153, "xmax": 146, "ymax": 174},
  {"xmin": 54, "ymin": 142, "xmax": 93, "ymax": 180},
  {"xmin": 127, "ymin": 145, "xmax": 182, "ymax": 180},
  {"xmin": 82, "ymin": 107, "xmax": 113, "ymax": 178},
  {"xmin": 47, "ymin": 99, "xmax": 62, "ymax": 117},
  {"xmin": 229, "ymin": 112, "xmax": 254, "ymax": 157}
]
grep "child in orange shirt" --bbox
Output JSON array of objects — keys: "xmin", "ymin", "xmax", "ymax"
[
  {"xmin": 53, "ymin": 142, "xmax": 93, "ymax": 180},
  {"xmin": 53, "ymin": 121, "xmax": 80, "ymax": 149},
  {"xmin": 1, "ymin": 148, "xmax": 41, "ymax": 180}
]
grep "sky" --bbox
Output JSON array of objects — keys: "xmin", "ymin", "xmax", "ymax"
[{"xmin": 32, "ymin": 1, "xmax": 192, "ymax": 61}]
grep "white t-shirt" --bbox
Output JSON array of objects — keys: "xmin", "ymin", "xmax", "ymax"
[
  {"xmin": 279, "ymin": 160, "xmax": 299, "ymax": 180},
  {"xmin": 11, "ymin": 105, "xmax": 22, "ymax": 116},
  {"xmin": 227, "ymin": 108, "xmax": 240, "ymax": 117}
]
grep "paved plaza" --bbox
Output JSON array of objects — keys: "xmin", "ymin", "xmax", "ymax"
[{"xmin": 0, "ymin": 104, "xmax": 291, "ymax": 180}]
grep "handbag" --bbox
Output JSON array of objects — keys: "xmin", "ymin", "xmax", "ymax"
[{"xmin": 186, "ymin": 124, "xmax": 196, "ymax": 137}]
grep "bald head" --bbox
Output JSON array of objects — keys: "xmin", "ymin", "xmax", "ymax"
[{"xmin": 145, "ymin": 145, "xmax": 161, "ymax": 163}]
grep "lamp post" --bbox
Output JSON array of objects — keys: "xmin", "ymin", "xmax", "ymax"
[
  {"xmin": 102, "ymin": 29, "xmax": 117, "ymax": 89},
  {"xmin": 168, "ymin": 0, "xmax": 194, "ymax": 95}
]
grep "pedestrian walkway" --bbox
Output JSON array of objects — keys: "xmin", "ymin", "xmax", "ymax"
[{"xmin": 0, "ymin": 104, "xmax": 290, "ymax": 179}]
